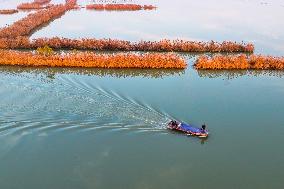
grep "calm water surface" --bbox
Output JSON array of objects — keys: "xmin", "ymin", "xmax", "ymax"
[{"xmin": 1, "ymin": 0, "xmax": 284, "ymax": 189}]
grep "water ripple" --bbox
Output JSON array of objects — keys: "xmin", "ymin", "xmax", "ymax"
[{"xmin": 0, "ymin": 70, "xmax": 171, "ymax": 136}]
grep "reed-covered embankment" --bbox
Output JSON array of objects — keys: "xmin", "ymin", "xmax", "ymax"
[
  {"xmin": 0, "ymin": 37, "xmax": 254, "ymax": 53},
  {"xmin": 194, "ymin": 55, "xmax": 284, "ymax": 70},
  {"xmin": 17, "ymin": 0, "xmax": 52, "ymax": 10},
  {"xmin": 0, "ymin": 50, "xmax": 187, "ymax": 69},
  {"xmin": 0, "ymin": 0, "xmax": 77, "ymax": 38},
  {"xmin": 86, "ymin": 4, "xmax": 156, "ymax": 11},
  {"xmin": 0, "ymin": 9, "xmax": 19, "ymax": 14}
]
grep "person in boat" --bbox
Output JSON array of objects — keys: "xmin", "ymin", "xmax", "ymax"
[
  {"xmin": 200, "ymin": 124, "xmax": 206, "ymax": 133},
  {"xmin": 169, "ymin": 120, "xmax": 179, "ymax": 129},
  {"xmin": 172, "ymin": 120, "xmax": 178, "ymax": 129}
]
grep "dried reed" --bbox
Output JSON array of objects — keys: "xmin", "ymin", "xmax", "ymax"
[
  {"xmin": 0, "ymin": 37, "xmax": 31, "ymax": 48},
  {"xmin": 0, "ymin": 37, "xmax": 254, "ymax": 53},
  {"xmin": 17, "ymin": 0, "xmax": 52, "ymax": 10},
  {"xmin": 0, "ymin": 50, "xmax": 187, "ymax": 69},
  {"xmin": 86, "ymin": 4, "xmax": 156, "ymax": 11},
  {"xmin": 194, "ymin": 55, "xmax": 284, "ymax": 70},
  {"xmin": 0, "ymin": 9, "xmax": 19, "ymax": 14},
  {"xmin": 0, "ymin": 0, "xmax": 77, "ymax": 38},
  {"xmin": 34, "ymin": 0, "xmax": 52, "ymax": 4}
]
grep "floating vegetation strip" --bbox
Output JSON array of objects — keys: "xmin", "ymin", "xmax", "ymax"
[
  {"xmin": 0, "ymin": 0, "xmax": 77, "ymax": 38},
  {"xmin": 194, "ymin": 55, "xmax": 284, "ymax": 70},
  {"xmin": 0, "ymin": 37, "xmax": 31, "ymax": 49},
  {"xmin": 0, "ymin": 9, "xmax": 19, "ymax": 14},
  {"xmin": 86, "ymin": 4, "xmax": 156, "ymax": 11},
  {"xmin": 17, "ymin": 0, "xmax": 52, "ymax": 10},
  {"xmin": 0, "ymin": 50, "xmax": 187, "ymax": 69},
  {"xmin": 0, "ymin": 5, "xmax": 67, "ymax": 38},
  {"xmin": 34, "ymin": 0, "xmax": 52, "ymax": 3},
  {"xmin": 0, "ymin": 37, "xmax": 254, "ymax": 53}
]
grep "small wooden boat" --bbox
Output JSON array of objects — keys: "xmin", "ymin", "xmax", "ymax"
[{"xmin": 167, "ymin": 120, "xmax": 209, "ymax": 138}]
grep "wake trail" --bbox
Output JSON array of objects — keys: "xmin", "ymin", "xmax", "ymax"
[
  {"xmin": 58, "ymin": 75, "xmax": 171, "ymax": 130},
  {"xmin": 0, "ymin": 72, "xmax": 173, "ymax": 135}
]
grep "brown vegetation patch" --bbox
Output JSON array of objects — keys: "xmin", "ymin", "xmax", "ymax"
[
  {"xmin": 34, "ymin": 0, "xmax": 52, "ymax": 4},
  {"xmin": 86, "ymin": 4, "xmax": 156, "ymax": 11},
  {"xmin": 0, "ymin": 37, "xmax": 31, "ymax": 48},
  {"xmin": 0, "ymin": 50, "xmax": 187, "ymax": 69},
  {"xmin": 194, "ymin": 55, "xmax": 284, "ymax": 70},
  {"xmin": 17, "ymin": 0, "xmax": 52, "ymax": 10},
  {"xmin": 0, "ymin": 37, "xmax": 254, "ymax": 53},
  {"xmin": 0, "ymin": 0, "xmax": 77, "ymax": 38},
  {"xmin": 0, "ymin": 9, "xmax": 19, "ymax": 14}
]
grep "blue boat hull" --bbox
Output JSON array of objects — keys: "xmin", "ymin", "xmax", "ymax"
[{"xmin": 167, "ymin": 121, "xmax": 209, "ymax": 137}]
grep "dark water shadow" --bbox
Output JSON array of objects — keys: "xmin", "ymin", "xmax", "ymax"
[
  {"xmin": 197, "ymin": 69, "xmax": 284, "ymax": 80},
  {"xmin": 0, "ymin": 65, "xmax": 185, "ymax": 79}
]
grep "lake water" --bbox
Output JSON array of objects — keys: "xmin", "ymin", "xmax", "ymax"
[{"xmin": 1, "ymin": 0, "xmax": 284, "ymax": 189}]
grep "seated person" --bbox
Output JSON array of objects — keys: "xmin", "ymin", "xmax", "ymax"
[{"xmin": 200, "ymin": 124, "xmax": 206, "ymax": 133}]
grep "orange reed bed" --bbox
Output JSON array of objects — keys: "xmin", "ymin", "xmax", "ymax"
[
  {"xmin": 0, "ymin": 5, "xmax": 66, "ymax": 38},
  {"xmin": 34, "ymin": 0, "xmax": 52, "ymax": 4},
  {"xmin": 17, "ymin": 3, "xmax": 52, "ymax": 10},
  {"xmin": 0, "ymin": 37, "xmax": 255, "ymax": 53},
  {"xmin": 0, "ymin": 50, "xmax": 187, "ymax": 69},
  {"xmin": 17, "ymin": 0, "xmax": 52, "ymax": 10},
  {"xmin": 194, "ymin": 55, "xmax": 284, "ymax": 70},
  {"xmin": 0, "ymin": 9, "xmax": 19, "ymax": 14},
  {"xmin": 0, "ymin": 37, "xmax": 31, "ymax": 48},
  {"xmin": 86, "ymin": 4, "xmax": 156, "ymax": 11},
  {"xmin": 0, "ymin": 1, "xmax": 77, "ymax": 38}
]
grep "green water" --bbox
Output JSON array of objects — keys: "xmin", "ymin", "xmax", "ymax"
[
  {"xmin": 0, "ymin": 58, "xmax": 283, "ymax": 189},
  {"xmin": 1, "ymin": 0, "xmax": 284, "ymax": 188}
]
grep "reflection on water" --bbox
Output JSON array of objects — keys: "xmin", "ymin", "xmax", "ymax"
[
  {"xmin": 197, "ymin": 69, "xmax": 284, "ymax": 79},
  {"xmin": 0, "ymin": 65, "xmax": 185, "ymax": 79}
]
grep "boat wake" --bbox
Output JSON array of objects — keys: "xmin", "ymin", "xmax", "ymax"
[
  {"xmin": 57, "ymin": 75, "xmax": 172, "ymax": 130},
  {"xmin": 0, "ymin": 71, "xmax": 171, "ymax": 136}
]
